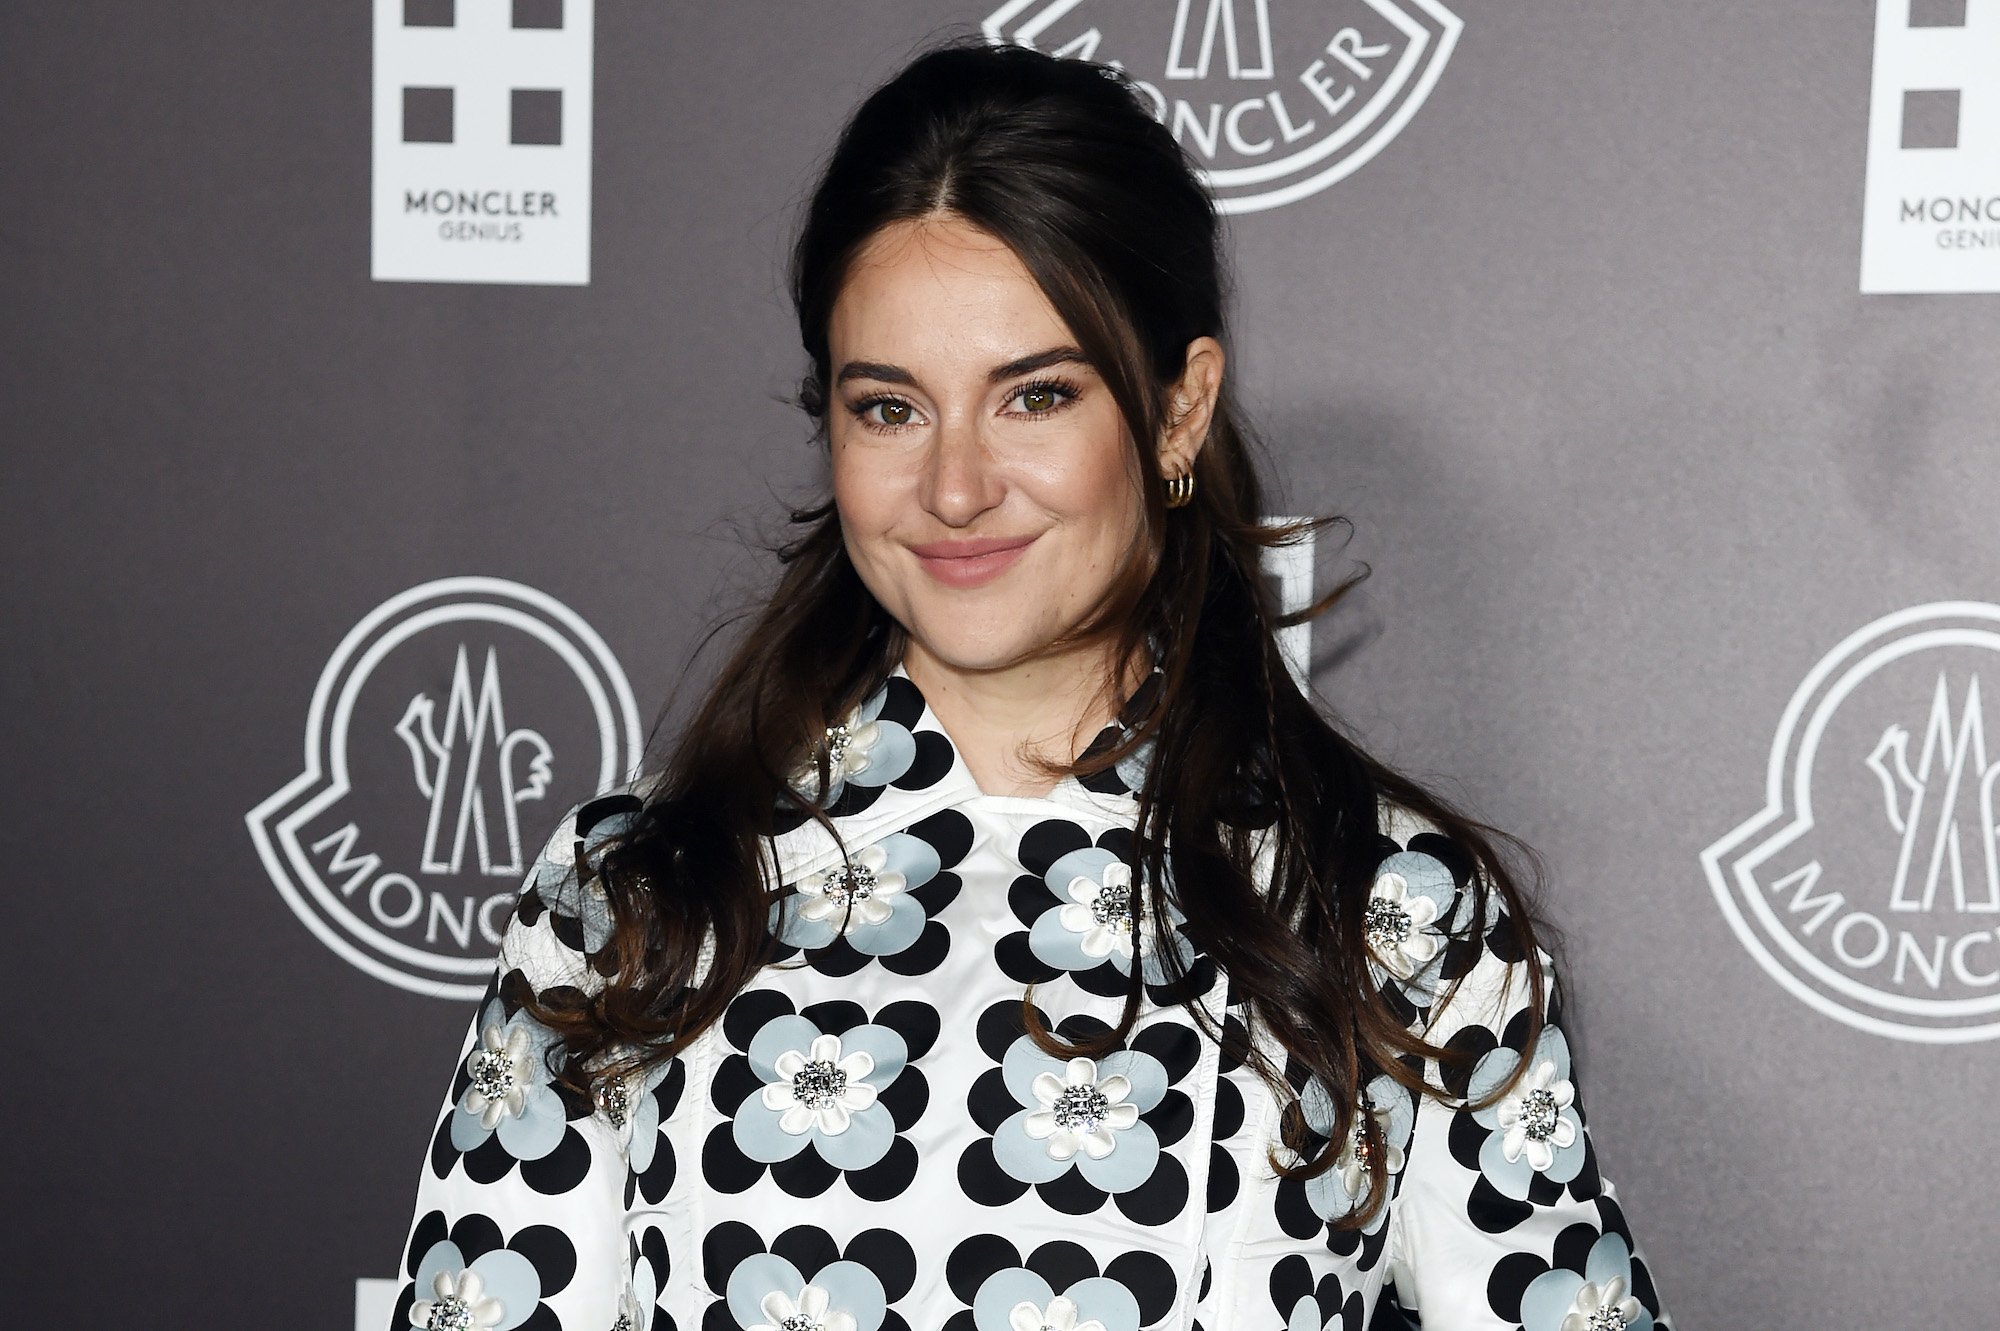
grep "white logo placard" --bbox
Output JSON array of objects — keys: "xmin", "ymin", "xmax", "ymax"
[
  {"xmin": 984, "ymin": 0, "xmax": 1461, "ymax": 214},
  {"xmin": 1860, "ymin": 0, "xmax": 2000, "ymax": 293},
  {"xmin": 248, "ymin": 577, "xmax": 641, "ymax": 998},
  {"xmin": 1703, "ymin": 603, "xmax": 2000, "ymax": 1042},
  {"xmin": 372, "ymin": 0, "xmax": 595, "ymax": 285}
]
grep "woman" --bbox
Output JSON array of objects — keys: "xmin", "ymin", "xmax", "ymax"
[{"xmin": 388, "ymin": 38, "xmax": 1672, "ymax": 1331}]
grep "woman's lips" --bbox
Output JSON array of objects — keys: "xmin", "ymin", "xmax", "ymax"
[{"xmin": 907, "ymin": 535, "xmax": 1038, "ymax": 588}]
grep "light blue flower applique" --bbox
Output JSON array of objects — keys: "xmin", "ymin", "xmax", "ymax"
[
  {"xmin": 1028, "ymin": 846, "xmax": 1194, "ymax": 982},
  {"xmin": 615, "ymin": 1226, "xmax": 667, "ymax": 1331},
  {"xmin": 727, "ymin": 1253, "xmax": 887, "ymax": 1331},
  {"xmin": 598, "ymin": 1055, "xmax": 679, "ymax": 1176},
  {"xmin": 1520, "ymin": 1232, "xmax": 1654, "ymax": 1331},
  {"xmin": 972, "ymin": 1268, "xmax": 1142, "ymax": 1331},
  {"xmin": 1112, "ymin": 734, "xmax": 1155, "ymax": 796},
  {"xmin": 793, "ymin": 683, "xmax": 919, "ymax": 805},
  {"xmin": 991, "ymin": 1037, "xmax": 1168, "ymax": 1194},
  {"xmin": 529, "ymin": 799, "xmax": 645, "ymax": 956},
  {"xmin": 1298, "ymin": 1072, "xmax": 1416, "ymax": 1233},
  {"xmin": 450, "ymin": 997, "xmax": 566, "ymax": 1162},
  {"xmin": 770, "ymin": 831, "xmax": 940, "ymax": 957},
  {"xmin": 1468, "ymin": 1025, "xmax": 1586, "ymax": 1198},
  {"xmin": 410, "ymin": 1240, "xmax": 544, "ymax": 1331},
  {"xmin": 731, "ymin": 1016, "xmax": 907, "ymax": 1172},
  {"xmin": 1363, "ymin": 849, "xmax": 1470, "ymax": 1003}
]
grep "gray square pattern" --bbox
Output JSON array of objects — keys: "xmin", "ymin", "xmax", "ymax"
[
  {"xmin": 1901, "ymin": 88, "xmax": 1961, "ymax": 149},
  {"xmin": 403, "ymin": 0, "xmax": 454, "ymax": 26},
  {"xmin": 401, "ymin": 86, "xmax": 454, "ymax": 143},
  {"xmin": 1908, "ymin": 0, "xmax": 1967, "ymax": 27},
  {"xmin": 512, "ymin": 0, "xmax": 564, "ymax": 28},
  {"xmin": 510, "ymin": 88, "xmax": 563, "ymax": 145}
]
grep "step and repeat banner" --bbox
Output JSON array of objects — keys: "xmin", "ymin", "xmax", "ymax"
[{"xmin": 5, "ymin": 2, "xmax": 1996, "ymax": 1327}]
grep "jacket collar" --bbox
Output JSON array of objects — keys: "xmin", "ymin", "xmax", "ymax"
[{"xmin": 762, "ymin": 660, "xmax": 1153, "ymax": 883}]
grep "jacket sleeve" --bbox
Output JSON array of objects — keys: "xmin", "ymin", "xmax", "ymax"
[
  {"xmin": 1371, "ymin": 819, "xmax": 1673, "ymax": 1331},
  {"xmin": 385, "ymin": 801, "xmax": 649, "ymax": 1331}
]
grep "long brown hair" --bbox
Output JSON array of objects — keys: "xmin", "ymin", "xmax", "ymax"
[{"xmin": 526, "ymin": 35, "xmax": 1548, "ymax": 1228}]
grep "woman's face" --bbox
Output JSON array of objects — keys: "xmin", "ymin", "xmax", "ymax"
[{"xmin": 825, "ymin": 215, "xmax": 1154, "ymax": 677}]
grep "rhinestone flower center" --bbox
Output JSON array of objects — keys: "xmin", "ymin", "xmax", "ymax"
[
  {"xmin": 824, "ymin": 723, "xmax": 853, "ymax": 770},
  {"xmin": 469, "ymin": 1048, "xmax": 515, "ymax": 1101},
  {"xmin": 1586, "ymin": 1307, "xmax": 1629, "ymax": 1331},
  {"xmin": 1051, "ymin": 1084, "xmax": 1112, "ymax": 1133},
  {"xmin": 595, "ymin": 1079, "xmax": 631, "ymax": 1129},
  {"xmin": 790, "ymin": 1058, "xmax": 849, "ymax": 1109},
  {"xmin": 780, "ymin": 1315, "xmax": 823, "ymax": 1331},
  {"xmin": 1090, "ymin": 880, "xmax": 1135, "ymax": 933},
  {"xmin": 1364, "ymin": 898, "xmax": 1412, "ymax": 947},
  {"xmin": 425, "ymin": 1295, "xmax": 475, "ymax": 1331},
  {"xmin": 822, "ymin": 862, "xmax": 878, "ymax": 908},
  {"xmin": 1520, "ymin": 1087, "xmax": 1560, "ymax": 1142}
]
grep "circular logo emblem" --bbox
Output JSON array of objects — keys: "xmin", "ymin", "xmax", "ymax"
[
  {"xmin": 247, "ymin": 577, "xmax": 643, "ymax": 998},
  {"xmin": 1703, "ymin": 602, "xmax": 2000, "ymax": 1042},
  {"xmin": 984, "ymin": 0, "xmax": 1463, "ymax": 213}
]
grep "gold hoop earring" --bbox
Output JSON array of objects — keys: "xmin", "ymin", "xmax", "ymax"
[{"xmin": 1164, "ymin": 467, "xmax": 1196, "ymax": 509}]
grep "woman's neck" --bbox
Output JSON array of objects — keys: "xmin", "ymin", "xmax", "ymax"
[{"xmin": 901, "ymin": 639, "xmax": 1142, "ymax": 799}]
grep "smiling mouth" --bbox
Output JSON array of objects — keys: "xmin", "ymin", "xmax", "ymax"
[{"xmin": 907, "ymin": 535, "xmax": 1038, "ymax": 589}]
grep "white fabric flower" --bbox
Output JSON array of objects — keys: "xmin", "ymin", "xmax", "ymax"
[
  {"xmin": 463, "ymin": 1022, "xmax": 534, "ymax": 1129},
  {"xmin": 1495, "ymin": 1058, "xmax": 1579, "ymax": 1172},
  {"xmin": 750, "ymin": 1283, "xmax": 856, "ymax": 1331},
  {"xmin": 761, "ymin": 1032, "xmax": 879, "ymax": 1135},
  {"xmin": 824, "ymin": 720, "xmax": 881, "ymax": 781},
  {"xmin": 1363, "ymin": 870, "xmax": 1442, "ymax": 979},
  {"xmin": 792, "ymin": 719, "xmax": 882, "ymax": 796},
  {"xmin": 1023, "ymin": 1056, "xmax": 1140, "ymax": 1160},
  {"xmin": 1008, "ymin": 1294, "xmax": 1105, "ymax": 1331},
  {"xmin": 1559, "ymin": 1275, "xmax": 1643, "ymax": 1331},
  {"xmin": 409, "ymin": 1268, "xmax": 506, "ymax": 1331},
  {"xmin": 1336, "ymin": 1098, "xmax": 1407, "ymax": 1197},
  {"xmin": 795, "ymin": 845, "xmax": 906, "ymax": 931},
  {"xmin": 1057, "ymin": 861, "xmax": 1137, "ymax": 959}
]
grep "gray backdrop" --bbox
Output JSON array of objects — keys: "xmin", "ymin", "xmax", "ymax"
[{"xmin": 5, "ymin": 1, "xmax": 1997, "ymax": 1325}]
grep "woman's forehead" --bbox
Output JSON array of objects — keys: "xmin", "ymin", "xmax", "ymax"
[{"xmin": 830, "ymin": 218, "xmax": 1078, "ymax": 376}]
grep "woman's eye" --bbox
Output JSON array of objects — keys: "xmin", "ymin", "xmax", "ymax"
[
  {"xmin": 855, "ymin": 396, "xmax": 918, "ymax": 429},
  {"xmin": 1010, "ymin": 379, "xmax": 1077, "ymax": 415}
]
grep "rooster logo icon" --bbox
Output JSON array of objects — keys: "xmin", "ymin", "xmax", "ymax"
[
  {"xmin": 1863, "ymin": 674, "xmax": 2000, "ymax": 916},
  {"xmin": 394, "ymin": 645, "xmax": 555, "ymax": 880}
]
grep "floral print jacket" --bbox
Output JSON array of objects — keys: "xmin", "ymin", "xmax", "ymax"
[{"xmin": 388, "ymin": 666, "xmax": 1672, "ymax": 1331}]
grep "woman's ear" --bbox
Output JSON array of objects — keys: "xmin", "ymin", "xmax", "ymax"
[{"xmin": 1157, "ymin": 335, "xmax": 1226, "ymax": 480}]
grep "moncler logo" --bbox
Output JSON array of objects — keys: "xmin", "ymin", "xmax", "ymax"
[
  {"xmin": 248, "ymin": 577, "xmax": 641, "ymax": 998},
  {"xmin": 1703, "ymin": 602, "xmax": 2000, "ymax": 1042},
  {"xmin": 395, "ymin": 644, "xmax": 555, "ymax": 879},
  {"xmin": 983, "ymin": 0, "xmax": 1463, "ymax": 213}
]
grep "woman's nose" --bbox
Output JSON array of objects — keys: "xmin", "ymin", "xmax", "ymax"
[{"xmin": 918, "ymin": 414, "xmax": 1005, "ymax": 528}]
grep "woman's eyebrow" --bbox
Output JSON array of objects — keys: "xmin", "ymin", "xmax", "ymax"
[
  {"xmin": 985, "ymin": 345, "xmax": 1089, "ymax": 382},
  {"xmin": 834, "ymin": 345, "xmax": 1090, "ymax": 388}
]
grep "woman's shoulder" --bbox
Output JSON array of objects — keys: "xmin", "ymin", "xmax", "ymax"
[
  {"xmin": 1365, "ymin": 794, "xmax": 1548, "ymax": 1041},
  {"xmin": 500, "ymin": 778, "xmax": 663, "ymax": 997}
]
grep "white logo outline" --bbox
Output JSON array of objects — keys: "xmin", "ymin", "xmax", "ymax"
[
  {"xmin": 984, "ymin": 0, "xmax": 1462, "ymax": 214},
  {"xmin": 247, "ymin": 576, "xmax": 642, "ymax": 999},
  {"xmin": 1701, "ymin": 601, "xmax": 2000, "ymax": 1043},
  {"xmin": 1167, "ymin": 0, "xmax": 1276, "ymax": 79}
]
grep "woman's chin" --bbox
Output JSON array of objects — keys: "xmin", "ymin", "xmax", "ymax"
[{"xmin": 901, "ymin": 623, "xmax": 1060, "ymax": 677}]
